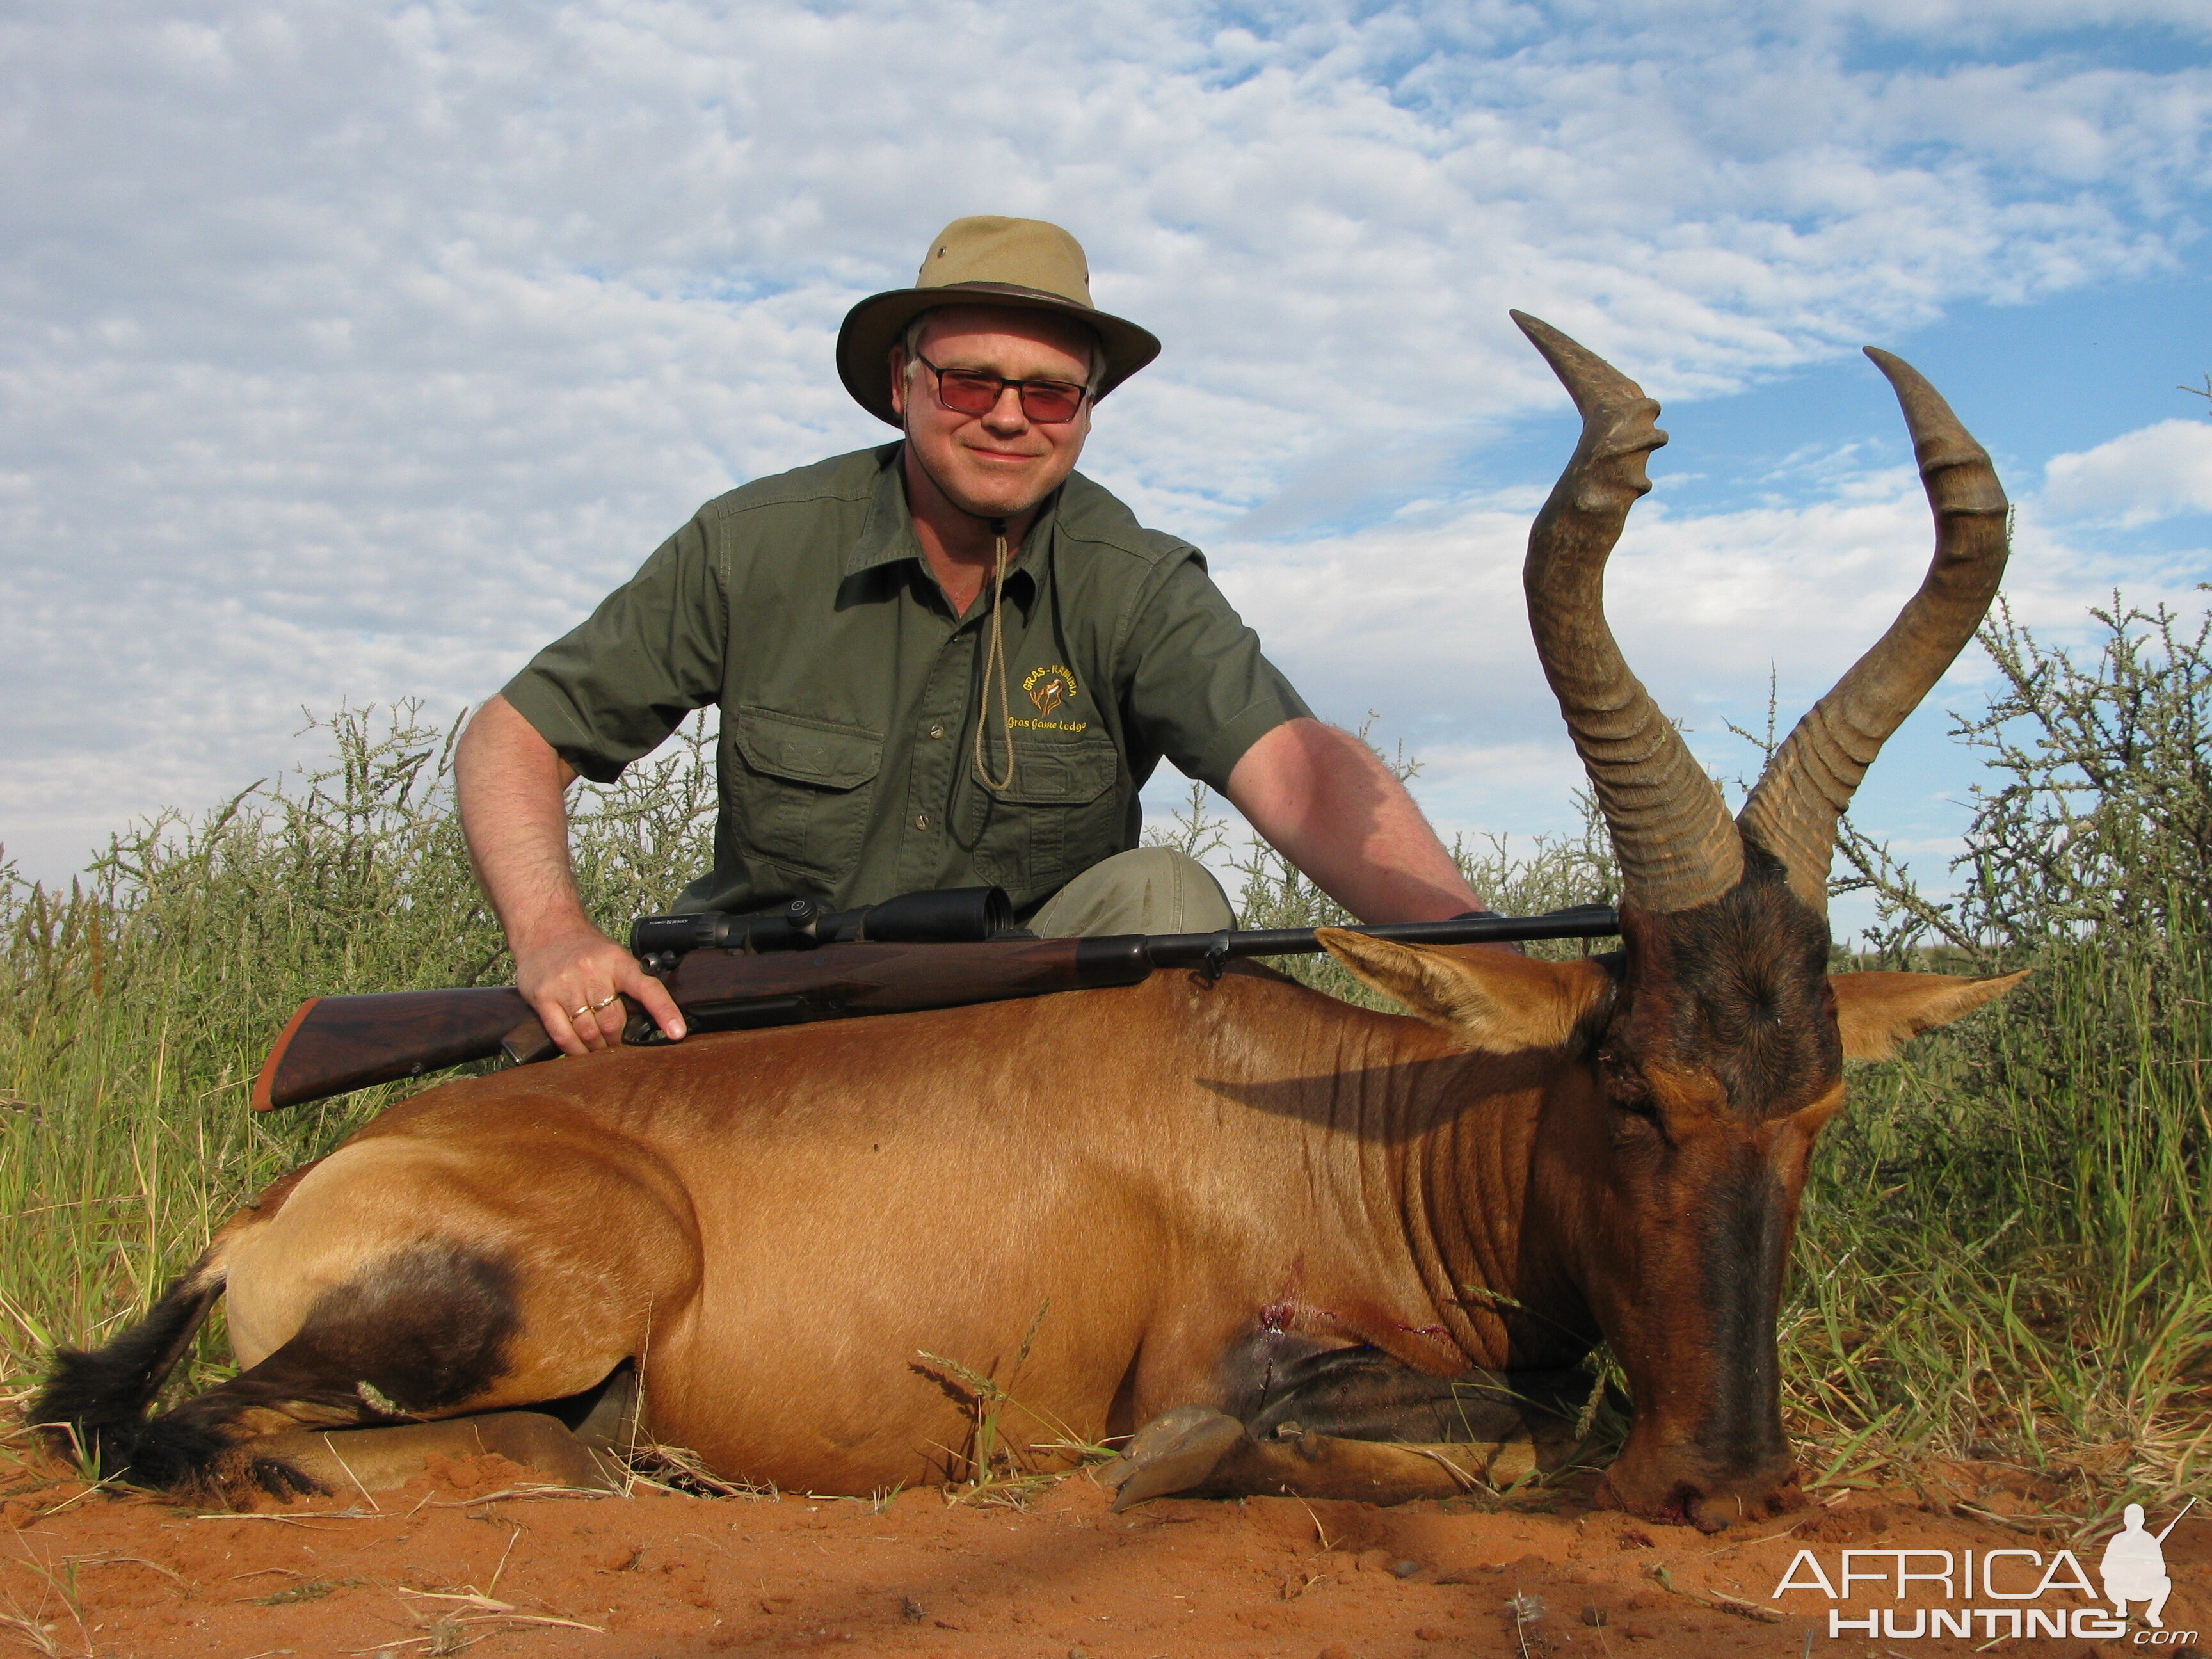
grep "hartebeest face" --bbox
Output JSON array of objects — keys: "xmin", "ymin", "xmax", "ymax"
[
  {"xmin": 1563, "ymin": 872, "xmax": 1843, "ymax": 1526},
  {"xmin": 1462, "ymin": 314, "xmax": 2014, "ymax": 1527},
  {"xmin": 1324, "ymin": 860, "xmax": 2017, "ymax": 1528},
  {"xmin": 1529, "ymin": 870, "xmax": 2022, "ymax": 1527}
]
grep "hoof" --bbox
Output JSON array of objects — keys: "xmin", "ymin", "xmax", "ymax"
[
  {"xmin": 248, "ymin": 1457, "xmax": 328, "ymax": 1500},
  {"xmin": 567, "ymin": 1368, "xmax": 641, "ymax": 1457},
  {"xmin": 1687, "ymin": 1479, "xmax": 1804, "ymax": 1533},
  {"xmin": 1594, "ymin": 1471, "xmax": 1804, "ymax": 1531},
  {"xmin": 1690, "ymin": 1498, "xmax": 1735, "ymax": 1535},
  {"xmin": 1096, "ymin": 1406, "xmax": 1244, "ymax": 1512}
]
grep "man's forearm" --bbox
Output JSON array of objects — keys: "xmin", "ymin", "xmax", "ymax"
[
  {"xmin": 455, "ymin": 694, "xmax": 589, "ymax": 947},
  {"xmin": 1224, "ymin": 718, "xmax": 1484, "ymax": 924},
  {"xmin": 453, "ymin": 696, "xmax": 684, "ymax": 1052}
]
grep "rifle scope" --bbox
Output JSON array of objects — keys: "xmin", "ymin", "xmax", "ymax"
[{"xmin": 631, "ymin": 885, "xmax": 1016, "ymax": 966}]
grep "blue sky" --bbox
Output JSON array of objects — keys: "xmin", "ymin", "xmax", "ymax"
[{"xmin": 2, "ymin": 0, "xmax": 2208, "ymax": 930}]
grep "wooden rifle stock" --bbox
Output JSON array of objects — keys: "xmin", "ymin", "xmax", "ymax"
[
  {"xmin": 252, "ymin": 937, "xmax": 1153, "ymax": 1112},
  {"xmin": 251, "ymin": 986, "xmax": 535, "ymax": 1112},
  {"xmin": 252, "ymin": 904, "xmax": 1621, "ymax": 1113}
]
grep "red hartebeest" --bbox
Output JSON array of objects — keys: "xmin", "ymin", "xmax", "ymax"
[{"xmin": 34, "ymin": 317, "xmax": 2020, "ymax": 1529}]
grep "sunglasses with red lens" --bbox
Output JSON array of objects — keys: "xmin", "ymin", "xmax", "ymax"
[{"xmin": 914, "ymin": 352, "xmax": 1089, "ymax": 424}]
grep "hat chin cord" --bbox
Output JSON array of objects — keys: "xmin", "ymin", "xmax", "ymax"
[
  {"xmin": 972, "ymin": 517, "xmax": 1017, "ymax": 795},
  {"xmin": 902, "ymin": 433, "xmax": 1020, "ymax": 796}
]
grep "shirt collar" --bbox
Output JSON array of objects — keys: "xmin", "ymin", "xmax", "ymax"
[{"xmin": 843, "ymin": 444, "xmax": 1055, "ymax": 599}]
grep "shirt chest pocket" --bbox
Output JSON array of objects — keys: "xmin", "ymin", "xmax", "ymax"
[
  {"xmin": 963, "ymin": 730, "xmax": 1123, "ymax": 904},
  {"xmin": 730, "ymin": 707, "xmax": 884, "ymax": 881}
]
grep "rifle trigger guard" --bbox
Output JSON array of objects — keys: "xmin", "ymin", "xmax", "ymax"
[{"xmin": 1195, "ymin": 934, "xmax": 1231, "ymax": 988}]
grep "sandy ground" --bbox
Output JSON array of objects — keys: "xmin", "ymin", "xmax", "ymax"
[{"xmin": 0, "ymin": 1453, "xmax": 2199, "ymax": 1658}]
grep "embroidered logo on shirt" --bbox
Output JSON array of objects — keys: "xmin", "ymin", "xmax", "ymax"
[{"xmin": 1023, "ymin": 664, "xmax": 1077, "ymax": 716}]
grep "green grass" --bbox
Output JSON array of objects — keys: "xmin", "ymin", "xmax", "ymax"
[
  {"xmin": 1780, "ymin": 929, "xmax": 2212, "ymax": 1534},
  {"xmin": 2, "ymin": 605, "xmax": 2207, "ymax": 1528},
  {"xmin": 1790, "ymin": 601, "xmax": 2212, "ymax": 1532},
  {"xmin": 0, "ymin": 703, "xmax": 719, "ymax": 1396}
]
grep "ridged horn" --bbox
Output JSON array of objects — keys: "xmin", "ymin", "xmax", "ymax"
[
  {"xmin": 1736, "ymin": 349, "xmax": 2010, "ymax": 916},
  {"xmin": 1515, "ymin": 311, "xmax": 1745, "ymax": 914}
]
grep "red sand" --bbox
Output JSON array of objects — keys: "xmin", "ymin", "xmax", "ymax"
[{"xmin": 0, "ymin": 1456, "xmax": 2199, "ymax": 1658}]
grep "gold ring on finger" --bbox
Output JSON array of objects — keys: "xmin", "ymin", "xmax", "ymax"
[
  {"xmin": 570, "ymin": 1004, "xmax": 592, "ymax": 1021},
  {"xmin": 589, "ymin": 993, "xmax": 620, "ymax": 1012}
]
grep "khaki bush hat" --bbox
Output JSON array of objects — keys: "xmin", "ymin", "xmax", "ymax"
[{"xmin": 837, "ymin": 216, "xmax": 1162, "ymax": 428}]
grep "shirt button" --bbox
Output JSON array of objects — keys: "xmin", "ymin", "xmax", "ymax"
[
  {"xmin": 914, "ymin": 813, "xmax": 930, "ymax": 830},
  {"xmin": 927, "ymin": 723, "xmax": 945, "ymax": 739}
]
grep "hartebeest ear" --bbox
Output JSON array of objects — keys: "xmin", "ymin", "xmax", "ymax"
[
  {"xmin": 1317, "ymin": 930, "xmax": 1612, "ymax": 1051},
  {"xmin": 1830, "ymin": 970, "xmax": 2028, "ymax": 1062}
]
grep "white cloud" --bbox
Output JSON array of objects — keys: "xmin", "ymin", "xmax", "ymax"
[
  {"xmin": 1, "ymin": 0, "xmax": 2208, "ymax": 880},
  {"xmin": 1224, "ymin": 471, "xmax": 2190, "ymax": 707},
  {"xmin": 2042, "ymin": 419, "xmax": 2212, "ymax": 524},
  {"xmin": 1206, "ymin": 440, "xmax": 2208, "ymax": 860}
]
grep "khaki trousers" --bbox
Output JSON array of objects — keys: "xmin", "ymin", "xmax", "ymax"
[{"xmin": 1028, "ymin": 847, "xmax": 1237, "ymax": 938}]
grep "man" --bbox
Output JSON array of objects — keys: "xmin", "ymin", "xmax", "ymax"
[
  {"xmin": 457, "ymin": 216, "xmax": 1487, "ymax": 1055},
  {"xmin": 2100, "ymin": 1503, "xmax": 2174, "ymax": 1628}
]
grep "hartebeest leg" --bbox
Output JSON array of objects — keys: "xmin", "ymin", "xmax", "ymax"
[
  {"xmin": 33, "ymin": 1116, "xmax": 698, "ymax": 1503},
  {"xmin": 243, "ymin": 1412, "xmax": 621, "ymax": 1496},
  {"xmin": 1203, "ymin": 1429, "xmax": 1527, "ymax": 1505},
  {"xmin": 1100, "ymin": 1354, "xmax": 1591, "ymax": 1510},
  {"xmin": 1232, "ymin": 1347, "xmax": 1592, "ymax": 1445},
  {"xmin": 1098, "ymin": 1411, "xmax": 1563, "ymax": 1510},
  {"xmin": 102, "ymin": 1240, "xmax": 600, "ymax": 1499},
  {"xmin": 1096, "ymin": 1406, "xmax": 1246, "ymax": 1509},
  {"xmin": 235, "ymin": 1340, "xmax": 643, "ymax": 1498}
]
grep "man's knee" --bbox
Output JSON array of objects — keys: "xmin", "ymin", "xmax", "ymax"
[{"xmin": 1029, "ymin": 848, "xmax": 1236, "ymax": 938}]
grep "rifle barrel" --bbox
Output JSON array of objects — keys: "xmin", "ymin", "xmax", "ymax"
[
  {"xmin": 2154, "ymin": 1494, "xmax": 2197, "ymax": 1543},
  {"xmin": 1141, "ymin": 903, "xmax": 1619, "ymax": 969}
]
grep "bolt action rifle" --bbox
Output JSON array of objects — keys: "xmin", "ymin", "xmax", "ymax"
[{"xmin": 250, "ymin": 886, "xmax": 1620, "ymax": 1113}]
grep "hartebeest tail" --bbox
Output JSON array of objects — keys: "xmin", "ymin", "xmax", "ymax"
[
  {"xmin": 34, "ymin": 1224, "xmax": 625, "ymax": 1502},
  {"xmin": 30, "ymin": 1161, "xmax": 440, "ymax": 1499},
  {"xmin": 31, "ymin": 1256, "xmax": 230, "ymax": 1489}
]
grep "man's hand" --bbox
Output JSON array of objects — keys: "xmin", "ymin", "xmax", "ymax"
[
  {"xmin": 456, "ymin": 694, "xmax": 687, "ymax": 1057},
  {"xmin": 513, "ymin": 917, "xmax": 686, "ymax": 1057}
]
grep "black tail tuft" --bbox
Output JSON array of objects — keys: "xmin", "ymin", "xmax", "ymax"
[
  {"xmin": 29, "ymin": 1240, "xmax": 523, "ymax": 1498},
  {"xmin": 92, "ymin": 1411, "xmax": 236, "ymax": 1491},
  {"xmin": 27, "ymin": 1269, "xmax": 222, "ymax": 1486}
]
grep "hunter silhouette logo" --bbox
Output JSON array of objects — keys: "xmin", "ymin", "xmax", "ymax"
[
  {"xmin": 2104, "ymin": 1498, "xmax": 2193, "ymax": 1631},
  {"xmin": 1024, "ymin": 664, "xmax": 1076, "ymax": 716}
]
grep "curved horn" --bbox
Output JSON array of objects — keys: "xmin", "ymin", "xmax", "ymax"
[
  {"xmin": 1736, "ymin": 349, "xmax": 2009, "ymax": 916},
  {"xmin": 1514, "ymin": 312, "xmax": 1744, "ymax": 914}
]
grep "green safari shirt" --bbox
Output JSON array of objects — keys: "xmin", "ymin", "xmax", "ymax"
[{"xmin": 502, "ymin": 444, "xmax": 1312, "ymax": 918}]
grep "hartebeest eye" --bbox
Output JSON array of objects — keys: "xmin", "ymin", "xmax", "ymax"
[
  {"xmin": 1598, "ymin": 1048, "xmax": 1655, "ymax": 1116},
  {"xmin": 1605, "ymin": 1084, "xmax": 1668, "ymax": 1153}
]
